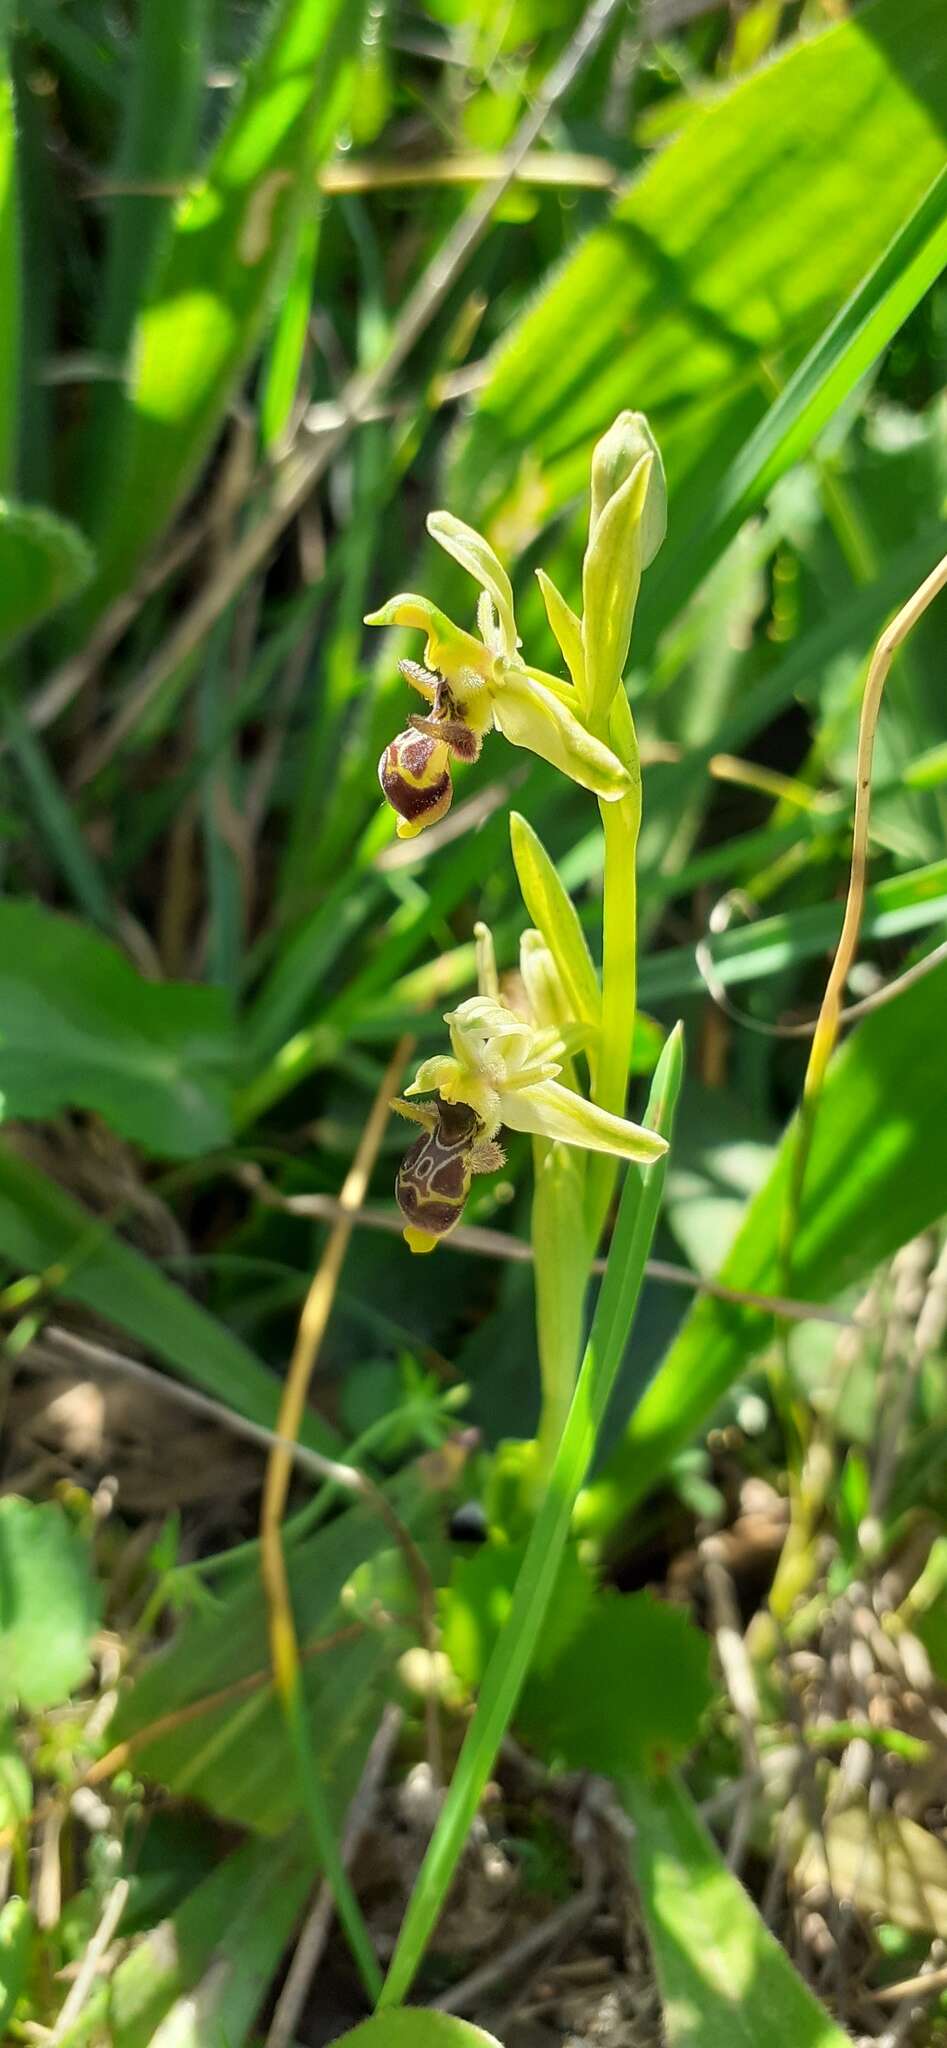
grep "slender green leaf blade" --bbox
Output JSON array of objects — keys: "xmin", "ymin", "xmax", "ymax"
[{"xmin": 621, "ymin": 1773, "xmax": 851, "ymax": 2048}]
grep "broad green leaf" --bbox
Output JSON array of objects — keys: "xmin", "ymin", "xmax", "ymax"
[
  {"xmin": 442, "ymin": 1540, "xmax": 595, "ymax": 1693},
  {"xmin": 622, "ymin": 1773, "xmax": 851, "ymax": 2048},
  {"xmin": 0, "ymin": 899, "xmax": 234, "ymax": 1157},
  {"xmin": 0, "ymin": 498, "xmax": 93, "ymax": 652},
  {"xmin": 0, "ymin": 10, "xmax": 19, "ymax": 490},
  {"xmin": 578, "ymin": 951, "xmax": 947, "ymax": 1545},
  {"xmin": 521, "ymin": 1592, "xmax": 713, "ymax": 1778},
  {"xmin": 338, "ymin": 2019, "xmax": 501, "ymax": 2048},
  {"xmin": 0, "ymin": 1139, "xmax": 338, "ymax": 1453},
  {"xmin": 0, "ymin": 1897, "xmax": 31, "ymax": 2037},
  {"xmin": 510, "ymin": 809, "xmax": 600, "ymax": 1030},
  {"xmin": 86, "ymin": 0, "xmax": 366, "ymax": 610},
  {"xmin": 109, "ymin": 1469, "xmax": 441, "ymax": 1833},
  {"xmin": 55, "ymin": 1831, "xmax": 313, "ymax": 2048},
  {"xmin": 450, "ymin": 0, "xmax": 947, "ymax": 586},
  {"xmin": 379, "ymin": 1027, "xmax": 684, "ymax": 2009},
  {"xmin": 0, "ymin": 1497, "xmax": 100, "ymax": 1710}
]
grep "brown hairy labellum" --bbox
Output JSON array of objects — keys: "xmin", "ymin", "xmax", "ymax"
[
  {"xmin": 393, "ymin": 1093, "xmax": 505, "ymax": 1253},
  {"xmin": 378, "ymin": 728, "xmax": 453, "ymax": 836}
]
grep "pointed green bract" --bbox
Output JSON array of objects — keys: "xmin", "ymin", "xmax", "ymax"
[
  {"xmin": 511, "ymin": 814, "xmax": 601, "ymax": 1035},
  {"xmin": 535, "ymin": 565, "xmax": 585, "ymax": 692}
]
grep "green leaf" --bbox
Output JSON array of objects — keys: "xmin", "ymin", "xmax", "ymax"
[
  {"xmin": 55, "ymin": 1831, "xmax": 313, "ymax": 2048},
  {"xmin": 110, "ymin": 1470, "xmax": 438, "ymax": 1833},
  {"xmin": 0, "ymin": 898, "xmax": 235, "ymax": 1156},
  {"xmin": 579, "ymin": 951, "xmax": 947, "ymax": 1545},
  {"xmin": 510, "ymin": 810, "xmax": 600, "ymax": 1031},
  {"xmin": 337, "ymin": 2019, "xmax": 501, "ymax": 2048},
  {"xmin": 0, "ymin": 1897, "xmax": 31, "ymax": 2037},
  {"xmin": 0, "ymin": 1497, "xmax": 100, "ymax": 1711},
  {"xmin": 379, "ymin": 1026, "xmax": 684, "ymax": 2009},
  {"xmin": 442, "ymin": 1540, "xmax": 595, "ymax": 1693},
  {"xmin": 0, "ymin": 498, "xmax": 94, "ymax": 652},
  {"xmin": 0, "ymin": 13, "xmax": 20, "ymax": 490},
  {"xmin": 521, "ymin": 1592, "xmax": 713, "ymax": 1778},
  {"xmin": 621, "ymin": 1773, "xmax": 851, "ymax": 2048},
  {"xmin": 0, "ymin": 1721, "xmax": 30, "ymax": 1829},
  {"xmin": 451, "ymin": 0, "xmax": 947, "ymax": 581},
  {"xmin": 86, "ymin": 0, "xmax": 366, "ymax": 610},
  {"xmin": 0, "ymin": 1139, "xmax": 338, "ymax": 1454}
]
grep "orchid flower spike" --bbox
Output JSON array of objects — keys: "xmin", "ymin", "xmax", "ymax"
[
  {"xmin": 366, "ymin": 512, "xmax": 631, "ymax": 837},
  {"xmin": 392, "ymin": 981, "xmax": 666, "ymax": 1253}
]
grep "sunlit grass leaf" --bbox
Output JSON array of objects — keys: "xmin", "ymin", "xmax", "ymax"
[
  {"xmin": 0, "ymin": 1497, "xmax": 100, "ymax": 1711},
  {"xmin": 85, "ymin": 0, "xmax": 366, "ymax": 610},
  {"xmin": 0, "ymin": 899, "xmax": 234, "ymax": 1156},
  {"xmin": 622, "ymin": 1773, "xmax": 851, "ymax": 2048},
  {"xmin": 0, "ymin": 499, "xmax": 94, "ymax": 652},
  {"xmin": 578, "ymin": 952, "xmax": 947, "ymax": 1545},
  {"xmin": 450, "ymin": 0, "xmax": 947, "ymax": 569},
  {"xmin": 0, "ymin": 1140, "xmax": 338, "ymax": 1453}
]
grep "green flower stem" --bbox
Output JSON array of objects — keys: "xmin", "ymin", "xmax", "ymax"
[
  {"xmin": 586, "ymin": 782, "xmax": 642, "ymax": 1247},
  {"xmin": 532, "ymin": 1135, "xmax": 588, "ymax": 1485}
]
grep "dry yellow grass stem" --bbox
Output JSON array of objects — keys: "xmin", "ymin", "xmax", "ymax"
[
  {"xmin": 259, "ymin": 1034, "xmax": 414, "ymax": 1699},
  {"xmin": 803, "ymin": 548, "xmax": 947, "ymax": 1107}
]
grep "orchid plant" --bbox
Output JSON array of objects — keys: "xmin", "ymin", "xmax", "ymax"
[{"xmin": 366, "ymin": 412, "xmax": 667, "ymax": 1476}]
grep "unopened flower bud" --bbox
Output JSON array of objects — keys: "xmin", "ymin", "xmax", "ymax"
[
  {"xmin": 379, "ymin": 729, "xmax": 452, "ymax": 838},
  {"xmin": 589, "ymin": 410, "xmax": 666, "ymax": 566},
  {"xmin": 583, "ymin": 410, "xmax": 667, "ymax": 724}
]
